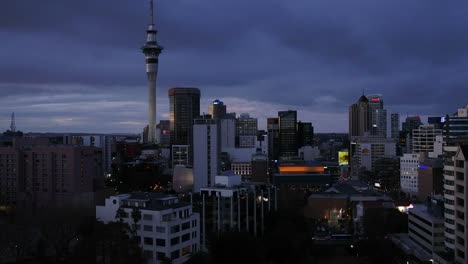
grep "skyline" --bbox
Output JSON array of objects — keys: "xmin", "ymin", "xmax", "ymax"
[{"xmin": 1, "ymin": 0, "xmax": 468, "ymax": 133}]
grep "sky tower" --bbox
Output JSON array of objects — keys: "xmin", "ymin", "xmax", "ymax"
[{"xmin": 142, "ymin": 0, "xmax": 163, "ymax": 144}]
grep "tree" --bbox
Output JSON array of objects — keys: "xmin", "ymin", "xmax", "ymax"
[{"xmin": 130, "ymin": 207, "xmax": 142, "ymax": 235}]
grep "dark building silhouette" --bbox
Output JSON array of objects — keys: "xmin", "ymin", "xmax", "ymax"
[
  {"xmin": 168, "ymin": 88, "xmax": 201, "ymax": 165},
  {"xmin": 297, "ymin": 121, "xmax": 314, "ymax": 148},
  {"xmin": 278, "ymin": 110, "xmax": 298, "ymax": 158},
  {"xmin": 349, "ymin": 95, "xmax": 371, "ymax": 138},
  {"xmin": 267, "ymin": 118, "xmax": 280, "ymax": 162},
  {"xmin": 208, "ymin": 99, "xmax": 227, "ymax": 119}
]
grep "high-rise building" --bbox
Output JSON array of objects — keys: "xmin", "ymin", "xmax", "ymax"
[
  {"xmin": 193, "ymin": 118, "xmax": 220, "ymax": 192},
  {"xmin": 235, "ymin": 113, "xmax": 257, "ymax": 148},
  {"xmin": 220, "ymin": 118, "xmax": 236, "ymax": 150},
  {"xmin": 0, "ymin": 144, "xmax": 103, "ymax": 209},
  {"xmin": 434, "ymin": 105, "xmax": 468, "ymax": 264},
  {"xmin": 402, "ymin": 116, "xmax": 423, "ymax": 153},
  {"xmin": 267, "ymin": 118, "xmax": 280, "ymax": 162},
  {"xmin": 367, "ymin": 95, "xmax": 387, "ymax": 138},
  {"xmin": 172, "ymin": 145, "xmax": 190, "ymax": 167},
  {"xmin": 208, "ymin": 99, "xmax": 227, "ymax": 119},
  {"xmin": 278, "ymin": 110, "xmax": 298, "ymax": 157},
  {"xmin": 349, "ymin": 95, "xmax": 371, "ymax": 138},
  {"xmin": 96, "ymin": 192, "xmax": 200, "ymax": 264},
  {"xmin": 142, "ymin": 0, "xmax": 163, "ymax": 144},
  {"xmin": 400, "ymin": 153, "xmax": 420, "ymax": 195},
  {"xmin": 412, "ymin": 125, "xmax": 442, "ymax": 154},
  {"xmin": 169, "ymin": 87, "xmax": 201, "ymax": 164},
  {"xmin": 391, "ymin": 113, "xmax": 400, "ymax": 139},
  {"xmin": 297, "ymin": 121, "xmax": 314, "ymax": 148}
]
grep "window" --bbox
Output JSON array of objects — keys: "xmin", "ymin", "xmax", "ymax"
[
  {"xmin": 181, "ymin": 246, "xmax": 191, "ymax": 256},
  {"xmin": 144, "ymin": 225, "xmax": 153, "ymax": 232},
  {"xmin": 144, "ymin": 237, "xmax": 153, "ymax": 245},
  {"xmin": 162, "ymin": 214, "xmax": 171, "ymax": 221},
  {"xmin": 144, "ymin": 250, "xmax": 153, "ymax": 259},
  {"xmin": 171, "ymin": 225, "xmax": 180, "ymax": 234},
  {"xmin": 171, "ymin": 250, "xmax": 180, "ymax": 260},
  {"xmin": 156, "ymin": 226, "xmax": 165, "ymax": 233},
  {"xmin": 156, "ymin": 239, "xmax": 165, "ymax": 246},
  {"xmin": 182, "ymin": 222, "xmax": 190, "ymax": 230},
  {"xmin": 143, "ymin": 214, "xmax": 153, "ymax": 221},
  {"xmin": 192, "ymin": 231, "xmax": 197, "ymax": 238},
  {"xmin": 192, "ymin": 220, "xmax": 197, "ymax": 227},
  {"xmin": 171, "ymin": 237, "xmax": 180, "ymax": 246},
  {"xmin": 182, "ymin": 233, "xmax": 190, "ymax": 242},
  {"xmin": 156, "ymin": 252, "xmax": 166, "ymax": 259}
]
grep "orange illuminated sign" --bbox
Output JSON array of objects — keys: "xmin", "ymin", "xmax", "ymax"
[{"xmin": 279, "ymin": 166, "xmax": 325, "ymax": 174}]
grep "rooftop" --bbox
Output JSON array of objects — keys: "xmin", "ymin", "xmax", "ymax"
[
  {"xmin": 409, "ymin": 204, "xmax": 443, "ymax": 223},
  {"xmin": 120, "ymin": 192, "xmax": 190, "ymax": 211}
]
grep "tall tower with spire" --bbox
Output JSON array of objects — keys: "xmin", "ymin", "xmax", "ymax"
[
  {"xmin": 142, "ymin": 0, "xmax": 163, "ymax": 144},
  {"xmin": 10, "ymin": 112, "xmax": 16, "ymax": 132}
]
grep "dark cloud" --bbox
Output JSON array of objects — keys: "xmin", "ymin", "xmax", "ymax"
[{"xmin": 0, "ymin": 0, "xmax": 467, "ymax": 132}]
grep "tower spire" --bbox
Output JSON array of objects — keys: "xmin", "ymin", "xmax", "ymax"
[
  {"xmin": 149, "ymin": 0, "xmax": 154, "ymax": 25},
  {"xmin": 10, "ymin": 112, "xmax": 16, "ymax": 132}
]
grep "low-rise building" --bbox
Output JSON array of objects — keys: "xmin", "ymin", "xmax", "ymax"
[{"xmin": 96, "ymin": 192, "xmax": 200, "ymax": 264}]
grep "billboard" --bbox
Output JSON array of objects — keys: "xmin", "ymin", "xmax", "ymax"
[{"xmin": 338, "ymin": 151, "xmax": 349, "ymax": 165}]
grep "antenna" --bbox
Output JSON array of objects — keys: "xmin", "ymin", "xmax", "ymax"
[
  {"xmin": 149, "ymin": 0, "xmax": 154, "ymax": 25},
  {"xmin": 10, "ymin": 112, "xmax": 16, "ymax": 132}
]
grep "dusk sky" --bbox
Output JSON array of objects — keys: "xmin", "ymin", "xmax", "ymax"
[{"xmin": 1, "ymin": 0, "xmax": 467, "ymax": 134}]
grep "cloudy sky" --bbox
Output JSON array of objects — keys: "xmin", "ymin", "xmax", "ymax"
[{"xmin": 1, "ymin": 0, "xmax": 467, "ymax": 134}]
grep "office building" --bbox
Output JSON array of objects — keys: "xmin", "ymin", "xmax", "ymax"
[
  {"xmin": 156, "ymin": 120, "xmax": 171, "ymax": 146},
  {"xmin": 349, "ymin": 136, "xmax": 396, "ymax": 178},
  {"xmin": 96, "ymin": 192, "xmax": 200, "ymax": 264},
  {"xmin": 428, "ymin": 117, "xmax": 444, "ymax": 129},
  {"xmin": 231, "ymin": 162, "xmax": 252, "ymax": 177},
  {"xmin": 142, "ymin": 0, "xmax": 163, "ymax": 144},
  {"xmin": 391, "ymin": 113, "xmax": 400, "ymax": 139},
  {"xmin": 400, "ymin": 153, "xmax": 420, "ymax": 195},
  {"xmin": 235, "ymin": 113, "xmax": 257, "ymax": 148},
  {"xmin": 349, "ymin": 95, "xmax": 371, "ymax": 138},
  {"xmin": 251, "ymin": 151, "xmax": 269, "ymax": 183},
  {"xmin": 169, "ymin": 87, "xmax": 201, "ymax": 165},
  {"xmin": 278, "ymin": 110, "xmax": 298, "ymax": 157},
  {"xmin": 193, "ymin": 118, "xmax": 220, "ymax": 192},
  {"xmin": 297, "ymin": 121, "xmax": 314, "ymax": 148},
  {"xmin": 443, "ymin": 105, "xmax": 468, "ymax": 145},
  {"xmin": 367, "ymin": 95, "xmax": 387, "ymax": 138},
  {"xmin": 373, "ymin": 157, "xmax": 400, "ymax": 192},
  {"xmin": 208, "ymin": 99, "xmax": 227, "ymax": 119},
  {"xmin": 267, "ymin": 118, "xmax": 280, "ymax": 162},
  {"xmin": 412, "ymin": 125, "xmax": 442, "ymax": 154}
]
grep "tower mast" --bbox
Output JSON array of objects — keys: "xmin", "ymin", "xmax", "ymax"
[
  {"xmin": 10, "ymin": 112, "xmax": 16, "ymax": 132},
  {"xmin": 142, "ymin": 0, "xmax": 163, "ymax": 144}
]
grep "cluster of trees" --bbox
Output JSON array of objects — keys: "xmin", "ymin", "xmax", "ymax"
[
  {"xmin": 188, "ymin": 209, "xmax": 314, "ymax": 264},
  {"xmin": 0, "ymin": 208, "xmax": 146, "ymax": 264}
]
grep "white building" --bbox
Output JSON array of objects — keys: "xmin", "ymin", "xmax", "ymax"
[
  {"xmin": 400, "ymin": 153, "xmax": 420, "ymax": 194},
  {"xmin": 350, "ymin": 136, "xmax": 396, "ymax": 177},
  {"xmin": 408, "ymin": 203, "xmax": 445, "ymax": 257},
  {"xmin": 193, "ymin": 118, "xmax": 220, "ymax": 192},
  {"xmin": 220, "ymin": 119, "xmax": 236, "ymax": 150},
  {"xmin": 96, "ymin": 193, "xmax": 200, "ymax": 264},
  {"xmin": 412, "ymin": 125, "xmax": 442, "ymax": 154}
]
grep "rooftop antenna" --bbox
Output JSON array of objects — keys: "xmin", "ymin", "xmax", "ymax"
[
  {"xmin": 149, "ymin": 0, "xmax": 154, "ymax": 25},
  {"xmin": 10, "ymin": 112, "xmax": 16, "ymax": 132}
]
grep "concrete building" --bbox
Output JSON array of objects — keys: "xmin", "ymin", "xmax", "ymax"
[
  {"xmin": 391, "ymin": 197, "xmax": 444, "ymax": 262},
  {"xmin": 443, "ymin": 105, "xmax": 468, "ymax": 145},
  {"xmin": 412, "ymin": 125, "xmax": 442, "ymax": 154},
  {"xmin": 349, "ymin": 136, "xmax": 396, "ymax": 178},
  {"xmin": 168, "ymin": 87, "xmax": 201, "ymax": 165},
  {"xmin": 298, "ymin": 145, "xmax": 320, "ymax": 161},
  {"xmin": 156, "ymin": 120, "xmax": 171, "ymax": 146},
  {"xmin": 0, "ymin": 144, "xmax": 103, "ymax": 210},
  {"xmin": 96, "ymin": 192, "xmax": 200, "ymax": 264},
  {"xmin": 400, "ymin": 153, "xmax": 420, "ymax": 195},
  {"xmin": 199, "ymin": 175, "xmax": 277, "ymax": 245},
  {"xmin": 235, "ymin": 113, "xmax": 257, "ymax": 148},
  {"xmin": 220, "ymin": 118, "xmax": 236, "ymax": 150},
  {"xmin": 417, "ymin": 157, "xmax": 444, "ymax": 201},
  {"xmin": 193, "ymin": 118, "xmax": 220, "ymax": 192},
  {"xmin": 142, "ymin": 0, "xmax": 163, "ymax": 144}
]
